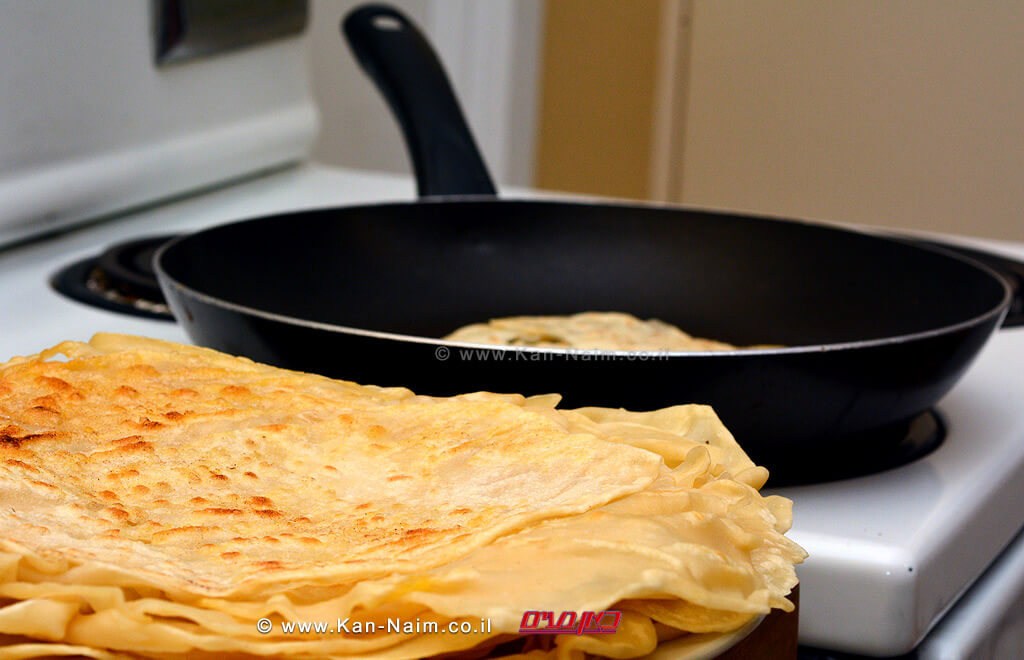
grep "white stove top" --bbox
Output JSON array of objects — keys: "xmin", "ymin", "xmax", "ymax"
[
  {"xmin": 0, "ymin": 165, "xmax": 413, "ymax": 355},
  {"xmin": 772, "ymin": 323, "xmax": 1024, "ymax": 654},
  {"xmin": 2, "ymin": 163, "xmax": 1023, "ymax": 657}
]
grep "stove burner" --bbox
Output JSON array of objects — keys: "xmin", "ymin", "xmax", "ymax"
[
  {"xmin": 764, "ymin": 410, "xmax": 945, "ymax": 487},
  {"xmin": 51, "ymin": 235, "xmax": 180, "ymax": 321}
]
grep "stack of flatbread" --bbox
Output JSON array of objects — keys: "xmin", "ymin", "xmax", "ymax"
[{"xmin": 0, "ymin": 334, "xmax": 804, "ymax": 659}]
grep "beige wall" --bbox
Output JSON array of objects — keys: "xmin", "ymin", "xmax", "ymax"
[
  {"xmin": 534, "ymin": 0, "xmax": 662, "ymax": 199},
  {"xmin": 676, "ymin": 1, "xmax": 1024, "ymax": 240},
  {"xmin": 533, "ymin": 1, "xmax": 1024, "ymax": 241}
]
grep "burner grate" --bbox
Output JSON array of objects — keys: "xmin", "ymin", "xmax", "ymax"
[{"xmin": 51, "ymin": 235, "xmax": 179, "ymax": 321}]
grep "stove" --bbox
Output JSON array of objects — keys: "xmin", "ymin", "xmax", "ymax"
[
  {"xmin": 0, "ymin": 165, "xmax": 411, "ymax": 353},
  {"xmin": 771, "ymin": 319, "xmax": 1024, "ymax": 657},
  {"xmin": 2, "ymin": 163, "xmax": 1023, "ymax": 658}
]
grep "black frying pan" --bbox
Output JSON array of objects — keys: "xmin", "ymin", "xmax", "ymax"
[{"xmin": 154, "ymin": 5, "xmax": 1019, "ymax": 479}]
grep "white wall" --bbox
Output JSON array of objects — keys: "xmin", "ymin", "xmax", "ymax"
[
  {"xmin": 676, "ymin": 1, "xmax": 1024, "ymax": 241},
  {"xmin": 307, "ymin": 0, "xmax": 543, "ymax": 188}
]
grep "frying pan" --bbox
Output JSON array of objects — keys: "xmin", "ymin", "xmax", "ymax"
[{"xmin": 154, "ymin": 4, "xmax": 1018, "ymax": 478}]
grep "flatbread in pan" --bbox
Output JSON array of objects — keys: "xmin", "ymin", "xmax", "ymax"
[{"xmin": 445, "ymin": 313, "xmax": 755, "ymax": 351}]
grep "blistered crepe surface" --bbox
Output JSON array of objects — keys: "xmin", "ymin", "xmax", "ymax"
[
  {"xmin": 445, "ymin": 312, "xmax": 740, "ymax": 351},
  {"xmin": 0, "ymin": 334, "xmax": 805, "ymax": 659},
  {"xmin": 0, "ymin": 335, "xmax": 675, "ymax": 596}
]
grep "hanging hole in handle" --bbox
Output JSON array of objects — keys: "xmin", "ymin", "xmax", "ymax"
[{"xmin": 372, "ymin": 15, "xmax": 403, "ymax": 31}]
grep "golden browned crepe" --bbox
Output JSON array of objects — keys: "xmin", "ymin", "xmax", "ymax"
[
  {"xmin": 0, "ymin": 335, "xmax": 804, "ymax": 659},
  {"xmin": 445, "ymin": 312, "xmax": 756, "ymax": 351}
]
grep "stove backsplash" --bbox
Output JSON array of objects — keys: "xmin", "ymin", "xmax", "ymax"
[{"xmin": 0, "ymin": 1, "xmax": 318, "ymax": 248}]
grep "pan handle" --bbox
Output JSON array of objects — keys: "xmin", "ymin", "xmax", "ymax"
[{"xmin": 342, "ymin": 4, "xmax": 497, "ymax": 199}]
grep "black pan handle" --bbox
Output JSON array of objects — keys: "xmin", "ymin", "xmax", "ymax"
[
  {"xmin": 902, "ymin": 237, "xmax": 1024, "ymax": 328},
  {"xmin": 342, "ymin": 4, "xmax": 497, "ymax": 199}
]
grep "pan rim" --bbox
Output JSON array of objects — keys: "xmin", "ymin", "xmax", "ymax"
[{"xmin": 153, "ymin": 197, "xmax": 1013, "ymax": 358}]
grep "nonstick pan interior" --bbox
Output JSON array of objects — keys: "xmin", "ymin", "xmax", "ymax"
[{"xmin": 158, "ymin": 199, "xmax": 1007, "ymax": 350}]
